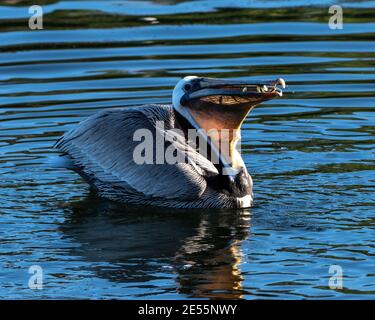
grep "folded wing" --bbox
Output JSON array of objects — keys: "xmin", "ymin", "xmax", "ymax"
[{"xmin": 55, "ymin": 106, "xmax": 218, "ymax": 200}]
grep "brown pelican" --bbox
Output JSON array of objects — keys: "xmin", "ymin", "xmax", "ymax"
[{"xmin": 55, "ymin": 76, "xmax": 285, "ymax": 209}]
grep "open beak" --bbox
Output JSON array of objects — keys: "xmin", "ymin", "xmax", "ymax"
[
  {"xmin": 180, "ymin": 77, "xmax": 286, "ymax": 106},
  {"xmin": 176, "ymin": 77, "xmax": 286, "ymax": 169}
]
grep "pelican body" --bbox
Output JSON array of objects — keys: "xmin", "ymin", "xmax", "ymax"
[{"xmin": 55, "ymin": 76, "xmax": 285, "ymax": 209}]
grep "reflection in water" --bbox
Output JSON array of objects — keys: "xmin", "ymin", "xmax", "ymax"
[{"xmin": 60, "ymin": 193, "xmax": 250, "ymax": 299}]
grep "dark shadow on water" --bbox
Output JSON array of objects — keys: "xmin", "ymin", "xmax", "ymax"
[{"xmin": 60, "ymin": 192, "xmax": 251, "ymax": 299}]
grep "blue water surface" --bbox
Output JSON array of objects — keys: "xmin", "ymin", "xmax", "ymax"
[{"xmin": 0, "ymin": 0, "xmax": 374, "ymax": 299}]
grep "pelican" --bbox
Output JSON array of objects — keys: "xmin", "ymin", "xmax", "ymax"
[{"xmin": 55, "ymin": 76, "xmax": 285, "ymax": 208}]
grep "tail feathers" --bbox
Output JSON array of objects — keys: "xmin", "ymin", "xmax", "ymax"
[{"xmin": 48, "ymin": 155, "xmax": 75, "ymax": 169}]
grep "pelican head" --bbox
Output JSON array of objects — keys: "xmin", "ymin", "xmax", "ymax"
[
  {"xmin": 173, "ymin": 76, "xmax": 285, "ymax": 132},
  {"xmin": 173, "ymin": 76, "xmax": 285, "ymax": 169}
]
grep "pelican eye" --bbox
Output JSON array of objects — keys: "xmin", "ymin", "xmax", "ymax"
[{"xmin": 184, "ymin": 84, "xmax": 192, "ymax": 92}]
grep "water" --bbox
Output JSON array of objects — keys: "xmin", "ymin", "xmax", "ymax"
[{"xmin": 0, "ymin": 0, "xmax": 374, "ymax": 299}]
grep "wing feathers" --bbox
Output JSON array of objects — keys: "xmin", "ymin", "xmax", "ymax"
[{"xmin": 56, "ymin": 106, "xmax": 213, "ymax": 200}]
